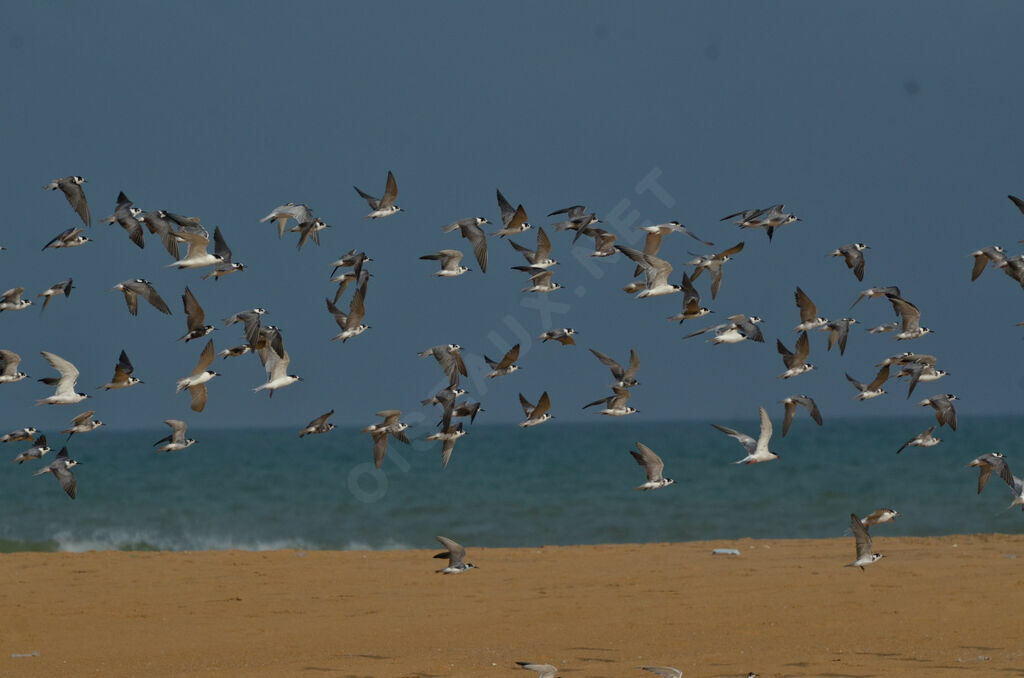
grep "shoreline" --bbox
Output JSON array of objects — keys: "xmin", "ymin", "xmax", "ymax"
[{"xmin": 2, "ymin": 534, "xmax": 1022, "ymax": 677}]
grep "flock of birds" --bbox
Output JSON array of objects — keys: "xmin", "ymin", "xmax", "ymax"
[{"xmin": 2, "ymin": 173, "xmax": 1023, "ymax": 676}]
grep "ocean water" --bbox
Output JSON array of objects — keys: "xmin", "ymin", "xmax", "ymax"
[{"xmin": 0, "ymin": 416, "xmax": 1021, "ymax": 552}]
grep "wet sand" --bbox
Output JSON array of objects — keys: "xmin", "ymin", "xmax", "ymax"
[{"xmin": 1, "ymin": 534, "xmax": 1022, "ymax": 677}]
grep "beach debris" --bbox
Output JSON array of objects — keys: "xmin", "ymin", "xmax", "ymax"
[
  {"xmin": 516, "ymin": 662, "xmax": 558, "ymax": 677},
  {"xmin": 640, "ymin": 666, "xmax": 682, "ymax": 677},
  {"xmin": 11, "ymin": 651, "xmax": 39, "ymax": 658},
  {"xmin": 712, "ymin": 548, "xmax": 740, "ymax": 556}
]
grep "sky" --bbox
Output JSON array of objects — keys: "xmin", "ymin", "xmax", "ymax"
[{"xmin": 2, "ymin": 2, "xmax": 1024, "ymax": 431}]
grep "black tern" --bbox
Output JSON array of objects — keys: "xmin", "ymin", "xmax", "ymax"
[
  {"xmin": 538, "ymin": 328, "xmax": 577, "ymax": 345},
  {"xmin": 583, "ymin": 385, "xmax": 637, "ymax": 416},
  {"xmin": 492, "ymin": 189, "xmax": 531, "ymax": 236},
  {"xmin": 97, "ymin": 349, "xmax": 141, "ymax": 390},
  {"xmin": 847, "ymin": 513, "xmax": 883, "ymax": 570},
  {"xmin": 1, "ymin": 427, "xmax": 38, "ymax": 443},
  {"xmin": 33, "ymin": 446, "xmax": 79, "ymax": 499},
  {"xmin": 828, "ymin": 243, "xmax": 869, "ymax": 281},
  {"xmin": 111, "ymin": 279, "xmax": 172, "ymax": 316},
  {"xmin": 967, "ymin": 452, "xmax": 1014, "ymax": 494},
  {"xmin": 329, "ymin": 249, "xmax": 371, "ymax": 277},
  {"xmin": 550, "ymin": 204, "xmax": 599, "ymax": 236},
  {"xmin": 713, "ymin": 407, "xmax": 778, "ymax": 464},
  {"xmin": 0, "ymin": 350, "xmax": 28, "ymax": 384},
  {"xmin": 326, "ymin": 283, "xmax": 369, "ymax": 342},
  {"xmin": 44, "ymin": 176, "xmax": 90, "ymax": 226},
  {"xmin": 516, "ymin": 663, "xmax": 558, "ymax": 677},
  {"xmin": 62, "ymin": 411, "xmax": 103, "ymax": 439},
  {"xmin": 970, "ymin": 245, "xmax": 1007, "ymax": 281},
  {"xmin": 867, "ymin": 321, "xmax": 899, "ymax": 334},
  {"xmin": 37, "ymin": 351, "xmax": 89, "ymax": 405},
  {"xmin": 580, "ymin": 226, "xmax": 617, "ymax": 257},
  {"xmin": 138, "ymin": 211, "xmax": 183, "ymax": 259},
  {"xmin": 290, "ymin": 218, "xmax": 330, "ymax": 251},
  {"xmin": 420, "ymin": 249, "xmax": 470, "ymax": 277},
  {"xmin": 509, "ymin": 227, "xmax": 556, "ymax": 268},
  {"xmin": 362, "ymin": 410, "xmax": 410, "ymax": 469},
  {"xmin": 217, "ymin": 345, "xmax": 252, "ymax": 360},
  {"xmin": 223, "ymin": 308, "xmax": 268, "ymax": 350},
  {"xmin": 299, "ymin": 410, "xmax": 335, "ymax": 438},
  {"xmin": 589, "ymin": 347, "xmax": 639, "ymax": 388},
  {"xmin": 434, "ymin": 535, "xmax": 476, "ymax": 574},
  {"xmin": 687, "ymin": 241, "xmax": 744, "ymax": 299},
  {"xmin": 12, "ymin": 434, "xmax": 50, "ymax": 464},
  {"xmin": 846, "ymin": 365, "xmax": 890, "ymax": 400},
  {"xmin": 887, "ymin": 294, "xmax": 933, "ymax": 340},
  {"xmin": 180, "ymin": 287, "xmax": 215, "ymax": 343},
  {"xmin": 484, "ymin": 344, "xmax": 520, "ymax": 378},
  {"xmin": 897, "ymin": 426, "xmax": 940, "ymax": 454},
  {"xmin": 260, "ymin": 203, "xmax": 313, "ymax": 239},
  {"xmin": 441, "ymin": 217, "xmax": 489, "ymax": 272},
  {"xmin": 428, "ymin": 421, "xmax": 466, "ymax": 469},
  {"xmin": 667, "ymin": 272, "xmax": 712, "ymax": 324},
  {"xmin": 684, "ymin": 314, "xmax": 764, "ymax": 344},
  {"xmin": 153, "ymin": 419, "xmax": 196, "ymax": 452},
  {"xmin": 519, "ymin": 391, "xmax": 553, "ymax": 427},
  {"xmin": 820, "ymin": 317, "xmax": 858, "ymax": 355},
  {"xmin": 895, "ymin": 362, "xmax": 947, "ymax": 399},
  {"xmin": 175, "ymin": 339, "xmax": 218, "ymax": 413},
  {"xmin": 0, "ymin": 287, "xmax": 32, "ymax": 312},
  {"xmin": 419, "ymin": 344, "xmax": 467, "ymax": 386},
  {"xmin": 793, "ymin": 287, "xmax": 828, "ymax": 331},
  {"xmin": 849, "ymin": 285, "xmax": 901, "ymax": 310},
  {"xmin": 37, "ymin": 278, "xmax": 73, "ymax": 313},
  {"xmin": 777, "ymin": 331, "xmax": 814, "ymax": 379},
  {"xmin": 640, "ymin": 667, "xmax": 682, "ymax": 678},
  {"xmin": 201, "ymin": 227, "xmax": 245, "ymax": 280},
  {"xmin": 100, "ymin": 191, "xmax": 145, "ymax": 248},
  {"xmin": 630, "ymin": 442, "xmax": 674, "ymax": 490},
  {"xmin": 354, "ymin": 171, "xmax": 402, "ymax": 218},
  {"xmin": 919, "ymin": 393, "xmax": 958, "ymax": 430},
  {"xmin": 42, "ymin": 227, "xmax": 90, "ymax": 251},
  {"xmin": 861, "ymin": 509, "xmax": 900, "ymax": 527},
  {"xmin": 780, "ymin": 395, "xmax": 822, "ymax": 436},
  {"xmin": 515, "ymin": 266, "xmax": 562, "ymax": 293}
]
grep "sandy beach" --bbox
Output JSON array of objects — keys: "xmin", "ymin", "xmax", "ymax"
[{"xmin": 1, "ymin": 534, "xmax": 1022, "ymax": 677}]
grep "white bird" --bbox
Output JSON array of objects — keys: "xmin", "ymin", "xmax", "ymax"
[
  {"xmin": 153, "ymin": 419, "xmax": 196, "ymax": 452},
  {"xmin": 712, "ymin": 407, "xmax": 778, "ymax": 464},
  {"xmin": 167, "ymin": 229, "xmax": 223, "ymax": 269},
  {"xmin": 861, "ymin": 508, "xmax": 900, "ymax": 527},
  {"xmin": 847, "ymin": 513, "xmax": 883, "ymax": 570},
  {"xmin": 615, "ymin": 245, "xmax": 680, "ymax": 298},
  {"xmin": 630, "ymin": 442, "xmax": 674, "ymax": 490},
  {"xmin": 354, "ymin": 171, "xmax": 402, "ymax": 218},
  {"xmin": 175, "ymin": 339, "xmax": 218, "ymax": 413},
  {"xmin": 897, "ymin": 426, "xmax": 941, "ymax": 454},
  {"xmin": 538, "ymin": 328, "xmax": 577, "ymax": 345},
  {"xmin": 36, "ymin": 351, "xmax": 89, "ymax": 405},
  {"xmin": 289, "ymin": 218, "xmax": 330, "ymax": 250}
]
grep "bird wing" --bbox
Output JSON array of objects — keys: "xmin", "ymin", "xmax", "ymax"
[
  {"xmin": 632, "ymin": 441, "xmax": 664, "ymax": 481},
  {"xmin": 131, "ymin": 281, "xmax": 172, "ymax": 315},
  {"xmin": 756, "ymin": 407, "xmax": 773, "ymax": 451},
  {"xmin": 518, "ymin": 392, "xmax": 535, "ymax": 417},
  {"xmin": 435, "ymin": 535, "xmax": 465, "ymax": 565},
  {"xmin": 354, "ymin": 185, "xmax": 380, "ymax": 209},
  {"xmin": 189, "ymin": 383, "xmax": 208, "ymax": 412},
  {"xmin": 794, "ymin": 287, "xmax": 817, "ymax": 323},
  {"xmin": 71, "ymin": 410, "xmax": 94, "ymax": 426},
  {"xmin": 212, "ymin": 227, "xmax": 232, "ymax": 261},
  {"xmin": 850, "ymin": 514, "xmax": 872, "ymax": 559},
  {"xmin": 379, "ymin": 171, "xmax": 398, "ymax": 208},
  {"xmin": 460, "ymin": 222, "xmax": 488, "ymax": 272},
  {"xmin": 866, "ymin": 365, "xmax": 890, "ymax": 391},
  {"xmin": 888, "ymin": 296, "xmax": 921, "ymax": 332},
  {"xmin": 712, "ymin": 424, "xmax": 756, "ymax": 453},
  {"xmin": 372, "ymin": 430, "xmax": 388, "ymax": 469},
  {"xmin": 589, "ymin": 348, "xmax": 623, "ymax": 379},
  {"xmin": 193, "ymin": 339, "xmax": 216, "ymax": 375},
  {"xmin": 781, "ymin": 400, "xmax": 797, "ymax": 437},
  {"xmin": 496, "ymin": 189, "xmax": 515, "ymax": 225},
  {"xmin": 793, "ymin": 331, "xmax": 810, "ymax": 363},
  {"xmin": 41, "ymin": 351, "xmax": 79, "ymax": 395},
  {"xmin": 183, "ymin": 287, "xmax": 205, "ymax": 331},
  {"xmin": 535, "ymin": 227, "xmax": 552, "ymax": 259},
  {"xmin": 61, "ymin": 181, "xmax": 91, "ymax": 226}
]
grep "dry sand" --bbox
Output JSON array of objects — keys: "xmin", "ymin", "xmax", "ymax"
[{"xmin": 1, "ymin": 534, "xmax": 1022, "ymax": 677}]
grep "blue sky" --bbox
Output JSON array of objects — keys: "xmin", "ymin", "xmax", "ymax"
[{"xmin": 3, "ymin": 2, "xmax": 1024, "ymax": 431}]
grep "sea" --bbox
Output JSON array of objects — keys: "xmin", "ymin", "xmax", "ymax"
[{"xmin": 1, "ymin": 416, "xmax": 1021, "ymax": 552}]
